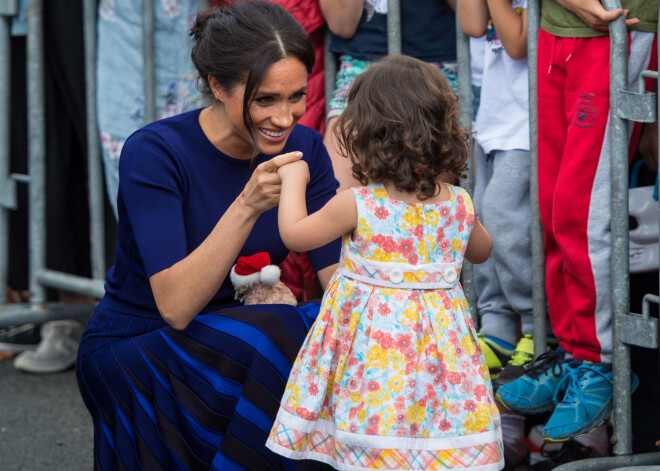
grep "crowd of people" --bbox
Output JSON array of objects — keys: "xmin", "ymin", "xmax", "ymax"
[{"xmin": 2, "ymin": 0, "xmax": 659, "ymax": 470}]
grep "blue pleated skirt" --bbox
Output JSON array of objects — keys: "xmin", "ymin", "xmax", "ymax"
[{"xmin": 76, "ymin": 302, "xmax": 328, "ymax": 471}]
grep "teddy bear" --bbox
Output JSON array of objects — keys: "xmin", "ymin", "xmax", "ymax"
[{"xmin": 229, "ymin": 252, "xmax": 298, "ymax": 306}]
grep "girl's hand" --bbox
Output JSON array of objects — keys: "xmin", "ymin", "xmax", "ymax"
[
  {"xmin": 277, "ymin": 159, "xmax": 310, "ymax": 183},
  {"xmin": 239, "ymin": 151, "xmax": 302, "ymax": 216}
]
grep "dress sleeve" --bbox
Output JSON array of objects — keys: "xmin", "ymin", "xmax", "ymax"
[
  {"xmin": 118, "ymin": 130, "xmax": 189, "ymax": 277},
  {"xmin": 302, "ymin": 132, "xmax": 342, "ymax": 271}
]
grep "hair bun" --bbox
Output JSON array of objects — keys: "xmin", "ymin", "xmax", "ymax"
[{"xmin": 190, "ymin": 6, "xmax": 224, "ymax": 42}]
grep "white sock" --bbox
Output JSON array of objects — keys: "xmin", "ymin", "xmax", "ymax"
[
  {"xmin": 501, "ymin": 413, "xmax": 527, "ymax": 453},
  {"xmin": 575, "ymin": 423, "xmax": 609, "ymax": 455}
]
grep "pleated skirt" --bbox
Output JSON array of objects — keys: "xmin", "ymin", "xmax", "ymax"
[{"xmin": 76, "ymin": 302, "xmax": 330, "ymax": 471}]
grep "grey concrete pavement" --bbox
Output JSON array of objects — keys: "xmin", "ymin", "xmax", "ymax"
[{"xmin": 0, "ymin": 358, "xmax": 93, "ymax": 471}]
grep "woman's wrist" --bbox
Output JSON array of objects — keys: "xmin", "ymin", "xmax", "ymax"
[{"xmin": 232, "ymin": 192, "xmax": 263, "ymax": 223}]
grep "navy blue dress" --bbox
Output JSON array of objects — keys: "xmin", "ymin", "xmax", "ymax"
[{"xmin": 76, "ymin": 110, "xmax": 340, "ymax": 470}]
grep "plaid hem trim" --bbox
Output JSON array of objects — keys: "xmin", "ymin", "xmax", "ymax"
[{"xmin": 267, "ymin": 420, "xmax": 504, "ymax": 470}]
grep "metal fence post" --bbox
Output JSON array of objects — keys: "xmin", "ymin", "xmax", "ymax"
[
  {"xmin": 83, "ymin": 0, "xmax": 105, "ymax": 281},
  {"xmin": 0, "ymin": 0, "xmax": 16, "ymax": 306},
  {"xmin": 455, "ymin": 1, "xmax": 478, "ymax": 323},
  {"xmin": 26, "ymin": 0, "xmax": 46, "ymax": 305},
  {"xmin": 142, "ymin": 0, "xmax": 156, "ymax": 124},
  {"xmin": 387, "ymin": 0, "xmax": 401, "ymax": 55},
  {"xmin": 526, "ymin": 0, "xmax": 548, "ymax": 358},
  {"xmin": 603, "ymin": 0, "xmax": 633, "ymax": 456}
]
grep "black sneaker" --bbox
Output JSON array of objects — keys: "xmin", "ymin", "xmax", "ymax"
[{"xmin": 0, "ymin": 323, "xmax": 41, "ymax": 353}]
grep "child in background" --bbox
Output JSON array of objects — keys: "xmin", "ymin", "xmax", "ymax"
[
  {"xmin": 320, "ymin": 0, "xmax": 458, "ymax": 192},
  {"xmin": 458, "ymin": 1, "xmax": 539, "ymax": 467},
  {"xmin": 459, "ymin": 0, "xmax": 536, "ymax": 386},
  {"xmin": 496, "ymin": 0, "xmax": 657, "ymax": 446},
  {"xmin": 266, "ymin": 55, "xmax": 503, "ymax": 470}
]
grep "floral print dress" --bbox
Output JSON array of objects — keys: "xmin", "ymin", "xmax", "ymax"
[{"xmin": 267, "ymin": 184, "xmax": 503, "ymax": 470}]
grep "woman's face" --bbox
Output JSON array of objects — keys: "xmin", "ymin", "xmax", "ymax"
[{"xmin": 216, "ymin": 57, "xmax": 308, "ymax": 158}]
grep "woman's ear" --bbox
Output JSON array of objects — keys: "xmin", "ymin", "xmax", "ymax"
[{"xmin": 208, "ymin": 75, "xmax": 225, "ymax": 103}]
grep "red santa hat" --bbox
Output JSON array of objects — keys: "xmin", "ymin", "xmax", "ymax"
[{"xmin": 230, "ymin": 252, "xmax": 281, "ymax": 288}]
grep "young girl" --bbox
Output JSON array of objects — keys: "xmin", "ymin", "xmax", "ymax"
[{"xmin": 266, "ymin": 55, "xmax": 504, "ymax": 471}]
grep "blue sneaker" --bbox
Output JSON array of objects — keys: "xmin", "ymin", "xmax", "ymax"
[
  {"xmin": 542, "ymin": 362, "xmax": 639, "ymax": 442},
  {"xmin": 496, "ymin": 347, "xmax": 569, "ymax": 414}
]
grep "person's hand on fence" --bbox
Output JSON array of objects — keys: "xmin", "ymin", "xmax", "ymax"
[{"xmin": 556, "ymin": 0, "xmax": 639, "ymax": 32}]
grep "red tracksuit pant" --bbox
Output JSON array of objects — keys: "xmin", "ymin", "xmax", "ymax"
[{"xmin": 537, "ymin": 28, "xmax": 656, "ymax": 363}]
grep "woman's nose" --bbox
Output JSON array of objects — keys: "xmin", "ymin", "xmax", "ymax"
[{"xmin": 271, "ymin": 105, "xmax": 293, "ymax": 128}]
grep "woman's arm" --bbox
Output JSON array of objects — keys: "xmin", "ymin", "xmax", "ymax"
[
  {"xmin": 277, "ymin": 160, "xmax": 356, "ymax": 253},
  {"xmin": 319, "ymin": 0, "xmax": 363, "ymax": 39},
  {"xmin": 457, "ymin": 0, "xmax": 489, "ymax": 38},
  {"xmin": 464, "ymin": 218, "xmax": 493, "ymax": 264},
  {"xmin": 150, "ymin": 152, "xmax": 303, "ymax": 330},
  {"xmin": 487, "ymin": 0, "xmax": 527, "ymax": 60}
]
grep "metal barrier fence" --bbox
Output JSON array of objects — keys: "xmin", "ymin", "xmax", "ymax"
[
  {"xmin": 0, "ymin": 0, "xmax": 104, "ymax": 329},
  {"xmin": 0, "ymin": 0, "xmax": 659, "ymax": 467}
]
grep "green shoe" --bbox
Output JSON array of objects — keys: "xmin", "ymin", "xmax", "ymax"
[
  {"xmin": 478, "ymin": 334, "xmax": 514, "ymax": 378},
  {"xmin": 492, "ymin": 334, "xmax": 535, "ymax": 392}
]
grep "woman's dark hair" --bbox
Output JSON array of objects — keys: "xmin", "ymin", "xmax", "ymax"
[
  {"xmin": 190, "ymin": 1, "xmax": 315, "ymax": 155},
  {"xmin": 336, "ymin": 55, "xmax": 470, "ymax": 200}
]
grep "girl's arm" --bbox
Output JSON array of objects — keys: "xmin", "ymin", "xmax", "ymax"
[
  {"xmin": 464, "ymin": 218, "xmax": 492, "ymax": 264},
  {"xmin": 457, "ymin": 0, "xmax": 489, "ymax": 38},
  {"xmin": 277, "ymin": 160, "xmax": 357, "ymax": 252},
  {"xmin": 486, "ymin": 0, "xmax": 527, "ymax": 60},
  {"xmin": 319, "ymin": 0, "xmax": 364, "ymax": 39},
  {"xmin": 149, "ymin": 152, "xmax": 303, "ymax": 330}
]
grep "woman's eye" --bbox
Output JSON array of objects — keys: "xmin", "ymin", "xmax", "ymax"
[
  {"xmin": 256, "ymin": 96, "xmax": 274, "ymax": 105},
  {"xmin": 290, "ymin": 92, "xmax": 307, "ymax": 102}
]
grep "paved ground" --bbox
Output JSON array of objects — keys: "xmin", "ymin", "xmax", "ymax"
[{"xmin": 0, "ymin": 357, "xmax": 93, "ymax": 471}]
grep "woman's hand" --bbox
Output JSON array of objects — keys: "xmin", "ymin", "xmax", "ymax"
[
  {"xmin": 239, "ymin": 151, "xmax": 303, "ymax": 216},
  {"xmin": 150, "ymin": 151, "xmax": 302, "ymax": 330}
]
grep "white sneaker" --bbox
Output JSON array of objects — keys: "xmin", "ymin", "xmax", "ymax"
[{"xmin": 13, "ymin": 320, "xmax": 83, "ymax": 373}]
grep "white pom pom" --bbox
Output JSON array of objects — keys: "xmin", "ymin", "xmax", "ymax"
[
  {"xmin": 230, "ymin": 266, "xmax": 262, "ymax": 288},
  {"xmin": 259, "ymin": 265, "xmax": 281, "ymax": 285}
]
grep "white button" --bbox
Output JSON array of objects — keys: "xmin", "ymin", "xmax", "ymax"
[
  {"xmin": 389, "ymin": 270, "xmax": 404, "ymax": 284},
  {"xmin": 443, "ymin": 269, "xmax": 458, "ymax": 283}
]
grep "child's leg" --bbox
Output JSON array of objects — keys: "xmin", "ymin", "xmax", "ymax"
[
  {"xmin": 481, "ymin": 149, "xmax": 533, "ymax": 334},
  {"xmin": 551, "ymin": 32, "xmax": 654, "ymax": 363},
  {"xmin": 473, "ymin": 145, "xmax": 518, "ymax": 347},
  {"xmin": 537, "ymin": 29, "xmax": 572, "ymax": 355}
]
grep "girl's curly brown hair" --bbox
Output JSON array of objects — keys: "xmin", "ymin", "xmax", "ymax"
[{"xmin": 335, "ymin": 55, "xmax": 470, "ymax": 200}]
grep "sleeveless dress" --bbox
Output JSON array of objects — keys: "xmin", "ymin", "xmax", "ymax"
[{"xmin": 266, "ymin": 184, "xmax": 504, "ymax": 470}]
